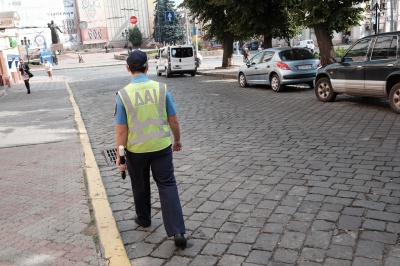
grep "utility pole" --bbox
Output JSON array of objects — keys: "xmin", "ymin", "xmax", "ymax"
[
  {"xmin": 390, "ymin": 0, "xmax": 394, "ymax": 31},
  {"xmin": 185, "ymin": 9, "xmax": 189, "ymax": 44}
]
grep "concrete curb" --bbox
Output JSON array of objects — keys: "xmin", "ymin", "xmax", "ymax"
[
  {"xmin": 65, "ymin": 80, "xmax": 130, "ymax": 266},
  {"xmin": 196, "ymin": 71, "xmax": 237, "ymax": 80}
]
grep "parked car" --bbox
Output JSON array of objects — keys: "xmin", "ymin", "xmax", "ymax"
[
  {"xmin": 315, "ymin": 31, "xmax": 400, "ymax": 114},
  {"xmin": 238, "ymin": 47, "xmax": 321, "ymax": 92},
  {"xmin": 294, "ymin": 39, "xmax": 315, "ymax": 53},
  {"xmin": 247, "ymin": 41, "xmax": 263, "ymax": 51}
]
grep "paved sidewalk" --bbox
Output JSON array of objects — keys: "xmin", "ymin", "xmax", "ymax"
[{"xmin": 0, "ymin": 75, "xmax": 104, "ymax": 265}]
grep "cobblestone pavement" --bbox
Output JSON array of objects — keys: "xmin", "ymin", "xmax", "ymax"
[
  {"xmin": 63, "ymin": 62, "xmax": 400, "ymax": 266},
  {"xmin": 0, "ymin": 75, "xmax": 103, "ymax": 265}
]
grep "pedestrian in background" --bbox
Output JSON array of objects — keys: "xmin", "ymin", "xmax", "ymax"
[
  {"xmin": 78, "ymin": 53, "xmax": 84, "ymax": 63},
  {"xmin": 43, "ymin": 60, "xmax": 53, "ymax": 79},
  {"xmin": 114, "ymin": 50, "xmax": 187, "ymax": 248},
  {"xmin": 242, "ymin": 43, "xmax": 249, "ymax": 62},
  {"xmin": 19, "ymin": 59, "xmax": 31, "ymax": 94}
]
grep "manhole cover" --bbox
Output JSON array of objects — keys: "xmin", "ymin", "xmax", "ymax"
[{"xmin": 101, "ymin": 148, "xmax": 117, "ymax": 165}]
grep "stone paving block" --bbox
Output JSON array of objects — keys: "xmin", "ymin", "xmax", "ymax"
[
  {"xmin": 316, "ymin": 211, "xmax": 340, "ymax": 221},
  {"xmin": 279, "ymin": 232, "xmax": 305, "ymax": 249},
  {"xmin": 297, "ymin": 201, "xmax": 321, "ymax": 214},
  {"xmin": 201, "ymin": 243, "xmax": 228, "ymax": 256},
  {"xmin": 386, "ymin": 222, "xmax": 400, "ymax": 233},
  {"xmin": 324, "ymin": 258, "xmax": 351, "ymax": 266},
  {"xmin": 385, "ymin": 257, "xmax": 400, "ymax": 266},
  {"xmin": 150, "ymin": 240, "xmax": 176, "ymax": 259},
  {"xmin": 353, "ymin": 200, "xmax": 387, "ymax": 212},
  {"xmin": 164, "ymin": 256, "xmax": 193, "ymax": 266},
  {"xmin": 253, "ymin": 233, "xmax": 280, "ymax": 251},
  {"xmin": 360, "ymin": 231, "xmax": 397, "ymax": 244},
  {"xmin": 353, "ymin": 257, "xmax": 381, "ymax": 266},
  {"xmin": 366, "ymin": 210, "xmax": 400, "ymax": 222},
  {"xmin": 233, "ymin": 227, "xmax": 260, "ymax": 244},
  {"xmin": 356, "ymin": 240, "xmax": 384, "ymax": 260},
  {"xmin": 227, "ymin": 243, "xmax": 252, "ymax": 256},
  {"xmin": 326, "ymin": 244, "xmax": 353, "ymax": 260},
  {"xmin": 188, "ymin": 255, "xmax": 218, "ymax": 266},
  {"xmin": 246, "ymin": 250, "xmax": 272, "ymax": 265},
  {"xmin": 263, "ymin": 223, "xmax": 285, "ymax": 234},
  {"xmin": 343, "ymin": 207, "xmax": 365, "ymax": 216},
  {"xmin": 273, "ymin": 248, "xmax": 298, "ymax": 264},
  {"xmin": 299, "ymin": 247, "xmax": 325, "ymax": 263},
  {"xmin": 129, "ymin": 242, "xmax": 156, "ymax": 258},
  {"xmin": 267, "ymin": 214, "xmax": 292, "ymax": 224},
  {"xmin": 258, "ymin": 200, "xmax": 279, "ymax": 209},
  {"xmin": 178, "ymin": 238, "xmax": 207, "ymax": 257},
  {"xmin": 304, "ymin": 231, "xmax": 332, "ymax": 249},
  {"xmin": 338, "ymin": 215, "xmax": 362, "ymax": 231},
  {"xmin": 311, "ymin": 220, "xmax": 335, "ymax": 231},
  {"xmin": 220, "ymin": 222, "xmax": 242, "ymax": 233},
  {"xmin": 274, "ymin": 206, "xmax": 297, "ymax": 215},
  {"xmin": 191, "ymin": 227, "xmax": 217, "ymax": 240},
  {"xmin": 197, "ymin": 201, "xmax": 221, "ymax": 213},
  {"xmin": 362, "ymin": 219, "xmax": 386, "ymax": 231},
  {"xmin": 321, "ymin": 203, "xmax": 343, "ymax": 212},
  {"xmin": 218, "ymin": 254, "xmax": 246, "ymax": 266},
  {"xmin": 286, "ymin": 221, "xmax": 310, "ymax": 233},
  {"xmin": 294, "ymin": 212, "xmax": 316, "ymax": 222}
]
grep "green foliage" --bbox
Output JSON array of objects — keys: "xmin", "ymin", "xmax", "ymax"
[
  {"xmin": 335, "ymin": 46, "xmax": 348, "ymax": 57},
  {"xmin": 129, "ymin": 26, "xmax": 143, "ymax": 47},
  {"xmin": 290, "ymin": 0, "xmax": 368, "ymax": 36},
  {"xmin": 153, "ymin": 0, "xmax": 184, "ymax": 43}
]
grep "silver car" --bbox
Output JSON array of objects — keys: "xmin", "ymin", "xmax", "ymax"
[{"xmin": 238, "ymin": 47, "xmax": 321, "ymax": 92}]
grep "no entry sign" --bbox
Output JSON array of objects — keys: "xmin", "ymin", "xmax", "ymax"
[{"xmin": 130, "ymin": 16, "xmax": 137, "ymax": 24}]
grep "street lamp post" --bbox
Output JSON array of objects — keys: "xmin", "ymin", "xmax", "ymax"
[
  {"xmin": 371, "ymin": 1, "xmax": 387, "ymax": 34},
  {"xmin": 122, "ymin": 29, "xmax": 129, "ymax": 54}
]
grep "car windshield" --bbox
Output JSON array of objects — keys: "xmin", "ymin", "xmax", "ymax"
[{"xmin": 279, "ymin": 49, "xmax": 315, "ymax": 61}]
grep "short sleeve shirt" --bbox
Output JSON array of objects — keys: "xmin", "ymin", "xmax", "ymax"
[{"xmin": 114, "ymin": 74, "xmax": 177, "ymax": 125}]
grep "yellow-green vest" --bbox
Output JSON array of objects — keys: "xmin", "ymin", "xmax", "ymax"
[{"xmin": 118, "ymin": 81, "xmax": 171, "ymax": 153}]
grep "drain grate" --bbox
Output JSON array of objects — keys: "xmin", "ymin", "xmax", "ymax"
[{"xmin": 101, "ymin": 148, "xmax": 117, "ymax": 166}]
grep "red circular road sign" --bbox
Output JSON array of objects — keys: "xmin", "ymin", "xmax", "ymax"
[{"xmin": 130, "ymin": 16, "xmax": 138, "ymax": 24}]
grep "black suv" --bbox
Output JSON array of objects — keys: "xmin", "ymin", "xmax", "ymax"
[{"xmin": 315, "ymin": 32, "xmax": 400, "ymax": 113}]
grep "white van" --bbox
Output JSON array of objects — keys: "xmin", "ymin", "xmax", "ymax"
[
  {"xmin": 155, "ymin": 45, "xmax": 197, "ymax": 77},
  {"xmin": 294, "ymin": 39, "xmax": 315, "ymax": 52}
]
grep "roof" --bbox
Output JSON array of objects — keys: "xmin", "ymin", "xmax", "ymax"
[{"xmin": 0, "ymin": 11, "xmax": 20, "ymax": 20}]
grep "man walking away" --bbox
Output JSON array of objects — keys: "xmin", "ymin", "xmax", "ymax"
[{"xmin": 114, "ymin": 50, "xmax": 187, "ymax": 247}]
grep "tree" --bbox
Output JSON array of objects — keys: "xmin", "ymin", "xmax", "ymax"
[
  {"xmin": 154, "ymin": 0, "xmax": 184, "ymax": 44},
  {"xmin": 181, "ymin": 0, "xmax": 236, "ymax": 67},
  {"xmin": 129, "ymin": 26, "xmax": 143, "ymax": 47},
  {"xmin": 230, "ymin": 0, "xmax": 297, "ymax": 49},
  {"xmin": 290, "ymin": 0, "xmax": 368, "ymax": 66}
]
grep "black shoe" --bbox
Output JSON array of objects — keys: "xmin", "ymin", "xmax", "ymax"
[
  {"xmin": 134, "ymin": 217, "xmax": 151, "ymax": 228},
  {"xmin": 27, "ymin": 90, "xmax": 30, "ymax": 94},
  {"xmin": 174, "ymin": 233, "xmax": 187, "ymax": 247}
]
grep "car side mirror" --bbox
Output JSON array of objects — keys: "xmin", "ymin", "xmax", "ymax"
[{"xmin": 246, "ymin": 62, "xmax": 251, "ymax": 67}]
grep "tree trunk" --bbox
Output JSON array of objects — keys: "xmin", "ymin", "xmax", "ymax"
[
  {"xmin": 264, "ymin": 36, "xmax": 272, "ymax": 48},
  {"xmin": 222, "ymin": 32, "xmax": 234, "ymax": 67},
  {"xmin": 314, "ymin": 24, "xmax": 336, "ymax": 66}
]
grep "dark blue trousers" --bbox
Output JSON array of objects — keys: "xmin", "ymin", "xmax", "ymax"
[{"xmin": 126, "ymin": 145, "xmax": 185, "ymax": 237}]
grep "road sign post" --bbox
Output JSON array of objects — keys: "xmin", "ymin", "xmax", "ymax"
[
  {"xmin": 130, "ymin": 16, "xmax": 137, "ymax": 25},
  {"xmin": 165, "ymin": 11, "xmax": 174, "ymax": 22}
]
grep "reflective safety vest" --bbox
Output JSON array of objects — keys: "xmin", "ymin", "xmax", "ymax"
[{"xmin": 118, "ymin": 81, "xmax": 171, "ymax": 153}]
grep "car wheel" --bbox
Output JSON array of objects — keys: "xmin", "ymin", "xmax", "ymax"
[
  {"xmin": 156, "ymin": 67, "xmax": 161, "ymax": 76},
  {"xmin": 389, "ymin": 83, "xmax": 400, "ymax": 113},
  {"xmin": 270, "ymin": 74, "xmax": 283, "ymax": 92},
  {"xmin": 308, "ymin": 82, "xmax": 314, "ymax": 89},
  {"xmin": 239, "ymin": 73, "xmax": 249, "ymax": 87},
  {"xmin": 315, "ymin": 77, "xmax": 337, "ymax": 102}
]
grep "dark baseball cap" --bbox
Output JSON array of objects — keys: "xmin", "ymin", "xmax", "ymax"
[{"xmin": 126, "ymin": 49, "xmax": 148, "ymax": 67}]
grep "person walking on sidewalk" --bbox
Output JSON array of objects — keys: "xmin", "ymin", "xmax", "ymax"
[
  {"xmin": 43, "ymin": 60, "xmax": 53, "ymax": 79},
  {"xmin": 19, "ymin": 59, "xmax": 31, "ymax": 94},
  {"xmin": 114, "ymin": 49, "xmax": 187, "ymax": 247}
]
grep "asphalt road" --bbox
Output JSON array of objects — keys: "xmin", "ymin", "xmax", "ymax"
[{"xmin": 61, "ymin": 63, "xmax": 400, "ymax": 265}]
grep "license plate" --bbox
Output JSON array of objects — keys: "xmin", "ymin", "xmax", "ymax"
[{"xmin": 298, "ymin": 65, "xmax": 312, "ymax": 69}]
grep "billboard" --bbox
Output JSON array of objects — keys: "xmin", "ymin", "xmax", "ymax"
[{"xmin": 77, "ymin": 0, "xmax": 109, "ymax": 44}]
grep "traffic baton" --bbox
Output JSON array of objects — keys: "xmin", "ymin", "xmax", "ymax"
[{"xmin": 118, "ymin": 145, "xmax": 126, "ymax": 180}]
